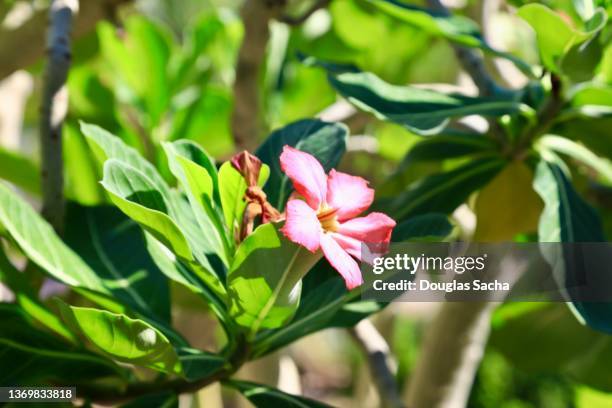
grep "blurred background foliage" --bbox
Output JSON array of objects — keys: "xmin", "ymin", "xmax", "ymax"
[{"xmin": 1, "ymin": 0, "xmax": 612, "ymax": 406}]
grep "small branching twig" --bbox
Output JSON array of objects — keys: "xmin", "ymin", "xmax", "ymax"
[
  {"xmin": 40, "ymin": 0, "xmax": 79, "ymax": 234},
  {"xmin": 279, "ymin": 0, "xmax": 331, "ymax": 26},
  {"xmin": 350, "ymin": 319, "xmax": 404, "ymax": 408}
]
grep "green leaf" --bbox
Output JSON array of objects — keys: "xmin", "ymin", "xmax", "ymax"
[
  {"xmin": 64, "ymin": 122, "xmax": 104, "ymax": 205},
  {"xmin": 378, "ymin": 157, "xmax": 506, "ymax": 221},
  {"xmin": 226, "ymin": 380, "xmax": 332, "ymax": 408},
  {"xmin": 490, "ymin": 302, "xmax": 612, "ymax": 392},
  {"xmin": 228, "ymin": 223, "xmax": 321, "ymax": 334},
  {"xmin": 64, "ymin": 203, "xmax": 171, "ymax": 323},
  {"xmin": 392, "ymin": 213, "xmax": 453, "ymax": 242},
  {"xmin": 256, "ymin": 119, "xmax": 349, "ymax": 210},
  {"xmin": 518, "ymin": 4, "xmax": 607, "ymax": 72},
  {"xmin": 101, "ymin": 159, "xmax": 193, "ymax": 261},
  {"xmin": 162, "ymin": 141, "xmax": 229, "ymax": 264},
  {"xmin": 0, "ymin": 249, "xmax": 76, "ymax": 343},
  {"xmin": 370, "ymin": 0, "xmax": 532, "ymax": 73},
  {"xmin": 81, "ymin": 122, "xmax": 171, "ymax": 199},
  {"xmin": 0, "ymin": 304, "xmax": 124, "ymax": 385},
  {"xmin": 533, "ymin": 159, "xmax": 612, "ymax": 333},
  {"xmin": 58, "ymin": 303, "xmax": 182, "ymax": 374},
  {"xmin": 327, "ymin": 71, "xmax": 521, "ymax": 135},
  {"xmin": 120, "ymin": 393, "xmax": 178, "ymax": 408},
  {"xmin": 252, "ymin": 262, "xmax": 383, "ymax": 357},
  {"xmin": 0, "ymin": 147, "xmax": 39, "ymax": 195},
  {"xmin": 538, "ymin": 135, "xmax": 612, "ymax": 185},
  {"xmin": 178, "ymin": 347, "xmax": 226, "ymax": 381},
  {"xmin": 218, "ymin": 161, "xmax": 270, "ymax": 240},
  {"xmin": 0, "ymin": 182, "xmax": 107, "ymax": 293}
]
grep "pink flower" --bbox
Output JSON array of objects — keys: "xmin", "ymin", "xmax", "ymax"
[{"xmin": 279, "ymin": 146, "xmax": 396, "ymax": 290}]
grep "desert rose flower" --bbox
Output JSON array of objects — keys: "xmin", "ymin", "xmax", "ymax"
[{"xmin": 280, "ymin": 146, "xmax": 396, "ymax": 289}]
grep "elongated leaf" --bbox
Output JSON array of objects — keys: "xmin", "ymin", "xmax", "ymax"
[
  {"xmin": 64, "ymin": 203, "xmax": 171, "ymax": 323},
  {"xmin": 539, "ymin": 135, "xmax": 612, "ymax": 185},
  {"xmin": 0, "ymin": 304, "xmax": 124, "ymax": 385},
  {"xmin": 256, "ymin": 119, "xmax": 348, "ymax": 209},
  {"xmin": 178, "ymin": 347, "xmax": 226, "ymax": 381},
  {"xmin": 58, "ymin": 303, "xmax": 181, "ymax": 374},
  {"xmin": 0, "ymin": 183, "xmax": 107, "ymax": 293},
  {"xmin": 0, "ymin": 249, "xmax": 76, "ymax": 343},
  {"xmin": 392, "ymin": 213, "xmax": 453, "ymax": 242},
  {"xmin": 226, "ymin": 380, "xmax": 332, "ymax": 408},
  {"xmin": 101, "ymin": 160, "xmax": 193, "ymax": 261},
  {"xmin": 163, "ymin": 141, "xmax": 229, "ymax": 265},
  {"xmin": 533, "ymin": 160, "xmax": 612, "ymax": 333},
  {"xmin": 378, "ymin": 157, "xmax": 506, "ymax": 221},
  {"xmin": 370, "ymin": 0, "xmax": 531, "ymax": 73},
  {"xmin": 327, "ymin": 71, "xmax": 521, "ymax": 135},
  {"xmin": 81, "ymin": 122, "xmax": 171, "ymax": 199},
  {"xmin": 252, "ymin": 262, "xmax": 382, "ymax": 358},
  {"xmin": 518, "ymin": 4, "xmax": 607, "ymax": 72},
  {"xmin": 228, "ymin": 223, "xmax": 321, "ymax": 333},
  {"xmin": 0, "ymin": 147, "xmax": 39, "ymax": 194}
]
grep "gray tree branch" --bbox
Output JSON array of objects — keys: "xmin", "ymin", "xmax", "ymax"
[
  {"xmin": 0, "ymin": 0, "xmax": 131, "ymax": 81},
  {"xmin": 350, "ymin": 319, "xmax": 404, "ymax": 408},
  {"xmin": 39, "ymin": 0, "xmax": 79, "ymax": 233},
  {"xmin": 231, "ymin": 0, "xmax": 286, "ymax": 152}
]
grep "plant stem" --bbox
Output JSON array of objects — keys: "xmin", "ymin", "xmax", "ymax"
[
  {"xmin": 350, "ymin": 319, "xmax": 404, "ymax": 408},
  {"xmin": 39, "ymin": 0, "xmax": 79, "ymax": 234}
]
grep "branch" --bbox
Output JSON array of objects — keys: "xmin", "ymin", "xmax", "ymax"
[
  {"xmin": 425, "ymin": 0, "xmax": 505, "ymax": 98},
  {"xmin": 39, "ymin": 0, "xmax": 79, "ymax": 233},
  {"xmin": 279, "ymin": 0, "xmax": 331, "ymax": 26},
  {"xmin": 231, "ymin": 0, "xmax": 286, "ymax": 152},
  {"xmin": 404, "ymin": 302, "xmax": 495, "ymax": 408},
  {"xmin": 0, "ymin": 0, "xmax": 131, "ymax": 80},
  {"xmin": 350, "ymin": 319, "xmax": 404, "ymax": 408}
]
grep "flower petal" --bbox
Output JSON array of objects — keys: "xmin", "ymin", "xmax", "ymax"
[
  {"xmin": 280, "ymin": 146, "xmax": 327, "ymax": 209},
  {"xmin": 326, "ymin": 169, "xmax": 374, "ymax": 220},
  {"xmin": 331, "ymin": 233, "xmax": 379, "ymax": 265},
  {"xmin": 320, "ymin": 233, "xmax": 363, "ymax": 290},
  {"xmin": 281, "ymin": 199, "xmax": 322, "ymax": 252},
  {"xmin": 338, "ymin": 212, "xmax": 396, "ymax": 254}
]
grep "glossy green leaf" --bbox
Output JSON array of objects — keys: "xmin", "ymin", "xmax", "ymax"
[
  {"xmin": 327, "ymin": 71, "xmax": 521, "ymax": 135},
  {"xmin": 252, "ymin": 262, "xmax": 382, "ymax": 358},
  {"xmin": 378, "ymin": 157, "xmax": 506, "ymax": 222},
  {"xmin": 226, "ymin": 380, "xmax": 332, "ymax": 408},
  {"xmin": 370, "ymin": 0, "xmax": 531, "ymax": 73},
  {"xmin": 256, "ymin": 119, "xmax": 349, "ymax": 209},
  {"xmin": 0, "ymin": 304, "xmax": 124, "ymax": 385},
  {"xmin": 533, "ymin": 159, "xmax": 612, "ymax": 333},
  {"xmin": 0, "ymin": 182, "xmax": 107, "ymax": 293},
  {"xmin": 228, "ymin": 223, "xmax": 321, "ymax": 334},
  {"xmin": 101, "ymin": 159, "xmax": 193, "ymax": 261},
  {"xmin": 64, "ymin": 203, "xmax": 171, "ymax": 323},
  {"xmin": 518, "ymin": 4, "xmax": 607, "ymax": 72},
  {"xmin": 162, "ymin": 141, "xmax": 229, "ymax": 265},
  {"xmin": 539, "ymin": 135, "xmax": 612, "ymax": 185},
  {"xmin": 491, "ymin": 302, "xmax": 612, "ymax": 392},
  {"xmin": 58, "ymin": 303, "xmax": 181, "ymax": 374},
  {"xmin": 63, "ymin": 122, "xmax": 103, "ymax": 205},
  {"xmin": 0, "ymin": 147, "xmax": 39, "ymax": 195},
  {"xmin": 178, "ymin": 347, "xmax": 226, "ymax": 381},
  {"xmin": 392, "ymin": 213, "xmax": 454, "ymax": 242}
]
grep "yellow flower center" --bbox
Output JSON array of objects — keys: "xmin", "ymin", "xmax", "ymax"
[{"xmin": 317, "ymin": 204, "xmax": 340, "ymax": 233}]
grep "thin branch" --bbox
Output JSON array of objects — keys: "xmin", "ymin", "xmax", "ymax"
[
  {"xmin": 425, "ymin": 0, "xmax": 506, "ymax": 98},
  {"xmin": 0, "ymin": 0, "xmax": 131, "ymax": 80},
  {"xmin": 39, "ymin": 0, "xmax": 79, "ymax": 234},
  {"xmin": 405, "ymin": 302, "xmax": 496, "ymax": 408},
  {"xmin": 279, "ymin": 0, "xmax": 331, "ymax": 26},
  {"xmin": 231, "ymin": 0, "xmax": 286, "ymax": 152},
  {"xmin": 350, "ymin": 319, "xmax": 404, "ymax": 408}
]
